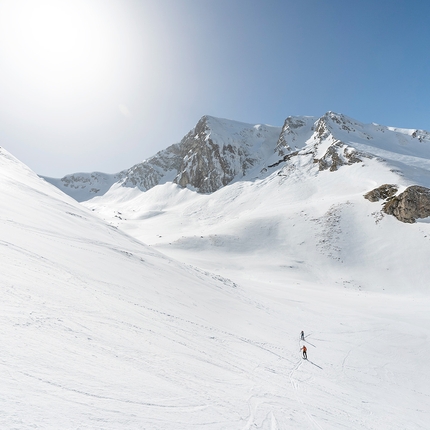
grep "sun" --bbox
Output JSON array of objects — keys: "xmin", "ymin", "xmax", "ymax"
[{"xmin": 0, "ymin": 0, "xmax": 119, "ymax": 100}]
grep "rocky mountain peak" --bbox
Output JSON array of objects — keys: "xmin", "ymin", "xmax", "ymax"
[
  {"xmin": 43, "ymin": 112, "xmax": 430, "ymax": 226},
  {"xmin": 276, "ymin": 116, "xmax": 316, "ymax": 156},
  {"xmin": 313, "ymin": 111, "xmax": 358, "ymax": 140},
  {"xmin": 174, "ymin": 115, "xmax": 281, "ymax": 193},
  {"xmin": 193, "ymin": 115, "xmax": 212, "ymax": 139}
]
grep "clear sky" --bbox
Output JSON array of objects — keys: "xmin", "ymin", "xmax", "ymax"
[{"xmin": 0, "ymin": 0, "xmax": 429, "ymax": 177}]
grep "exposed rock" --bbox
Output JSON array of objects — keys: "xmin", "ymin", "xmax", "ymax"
[
  {"xmin": 317, "ymin": 141, "xmax": 364, "ymax": 172},
  {"xmin": 344, "ymin": 148, "xmax": 364, "ymax": 165},
  {"xmin": 276, "ymin": 117, "xmax": 305, "ymax": 156},
  {"xmin": 173, "ymin": 116, "xmax": 278, "ymax": 193},
  {"xmin": 44, "ymin": 171, "xmax": 126, "ymax": 202},
  {"xmin": 382, "ymin": 186, "xmax": 430, "ymax": 223},
  {"xmin": 318, "ymin": 144, "xmax": 344, "ymax": 171},
  {"xmin": 174, "ymin": 116, "xmax": 235, "ymax": 193},
  {"xmin": 268, "ymin": 151, "xmax": 299, "ymax": 168},
  {"xmin": 364, "ymin": 184, "xmax": 430, "ymax": 223},
  {"xmin": 120, "ymin": 143, "xmax": 183, "ymax": 190},
  {"xmin": 364, "ymin": 184, "xmax": 398, "ymax": 202},
  {"xmin": 314, "ymin": 117, "xmax": 331, "ymax": 140},
  {"xmin": 411, "ymin": 129, "xmax": 430, "ymax": 143},
  {"xmin": 313, "ymin": 112, "xmax": 356, "ymax": 142}
]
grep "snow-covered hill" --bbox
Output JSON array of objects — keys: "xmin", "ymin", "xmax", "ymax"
[
  {"xmin": 3, "ymin": 110, "xmax": 430, "ymax": 429},
  {"xmin": 3, "ymin": 146, "xmax": 315, "ymax": 428}
]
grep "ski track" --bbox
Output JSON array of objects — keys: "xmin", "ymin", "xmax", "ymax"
[{"xmin": 289, "ymin": 336, "xmax": 324, "ymax": 430}]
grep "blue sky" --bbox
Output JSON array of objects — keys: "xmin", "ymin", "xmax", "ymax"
[{"xmin": 0, "ymin": 0, "xmax": 429, "ymax": 176}]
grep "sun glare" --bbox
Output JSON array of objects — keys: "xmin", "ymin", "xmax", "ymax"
[{"xmin": 0, "ymin": 0, "xmax": 120, "ymax": 100}]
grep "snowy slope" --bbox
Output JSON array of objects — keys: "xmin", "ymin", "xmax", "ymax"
[
  {"xmin": 3, "ymin": 106, "xmax": 430, "ymax": 430},
  {"xmin": 43, "ymin": 170, "xmax": 124, "ymax": 203},
  {"xmin": 1, "ymin": 147, "xmax": 322, "ymax": 428}
]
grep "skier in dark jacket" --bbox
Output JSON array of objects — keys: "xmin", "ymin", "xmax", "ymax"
[{"xmin": 300, "ymin": 330, "xmax": 304, "ymax": 340}]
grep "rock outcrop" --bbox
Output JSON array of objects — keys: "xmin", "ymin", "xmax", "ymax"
[
  {"xmin": 382, "ymin": 186, "xmax": 430, "ymax": 223},
  {"xmin": 364, "ymin": 184, "xmax": 398, "ymax": 202},
  {"xmin": 317, "ymin": 141, "xmax": 364, "ymax": 172},
  {"xmin": 365, "ymin": 184, "xmax": 430, "ymax": 223},
  {"xmin": 275, "ymin": 116, "xmax": 315, "ymax": 156},
  {"xmin": 120, "ymin": 143, "xmax": 183, "ymax": 190}
]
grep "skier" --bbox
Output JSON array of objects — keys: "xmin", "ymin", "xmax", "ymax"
[
  {"xmin": 300, "ymin": 330, "xmax": 304, "ymax": 340},
  {"xmin": 300, "ymin": 345, "xmax": 307, "ymax": 359}
]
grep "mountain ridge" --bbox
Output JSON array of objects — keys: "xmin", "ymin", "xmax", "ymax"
[{"xmin": 43, "ymin": 111, "xmax": 430, "ymax": 205}]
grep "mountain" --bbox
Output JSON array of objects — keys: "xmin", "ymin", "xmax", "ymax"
[
  {"xmin": 3, "ymin": 111, "xmax": 430, "ymax": 428},
  {"xmin": 43, "ymin": 115, "xmax": 282, "ymax": 201},
  {"xmin": 43, "ymin": 112, "xmax": 430, "ymax": 207},
  {"xmin": 43, "ymin": 110, "xmax": 430, "ymax": 289}
]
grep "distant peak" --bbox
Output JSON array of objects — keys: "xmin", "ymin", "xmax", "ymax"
[
  {"xmin": 322, "ymin": 111, "xmax": 346, "ymax": 122},
  {"xmin": 195, "ymin": 115, "xmax": 269, "ymax": 131}
]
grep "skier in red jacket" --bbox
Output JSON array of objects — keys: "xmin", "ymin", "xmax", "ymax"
[{"xmin": 300, "ymin": 345, "xmax": 307, "ymax": 359}]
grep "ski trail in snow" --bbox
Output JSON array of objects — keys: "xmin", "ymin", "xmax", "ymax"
[
  {"xmin": 131, "ymin": 300, "xmax": 294, "ymax": 364},
  {"xmin": 18, "ymin": 371, "xmax": 204, "ymax": 408},
  {"xmin": 242, "ymin": 396, "xmax": 258, "ymax": 430},
  {"xmin": 242, "ymin": 406, "xmax": 279, "ymax": 430},
  {"xmin": 290, "ymin": 340, "xmax": 324, "ymax": 430},
  {"xmin": 269, "ymin": 411, "xmax": 279, "ymax": 430},
  {"xmin": 242, "ymin": 392, "xmax": 282, "ymax": 430}
]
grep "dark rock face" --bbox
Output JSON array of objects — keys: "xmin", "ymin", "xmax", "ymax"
[
  {"xmin": 275, "ymin": 117, "xmax": 307, "ymax": 156},
  {"xmin": 382, "ymin": 186, "xmax": 430, "ymax": 223},
  {"xmin": 365, "ymin": 184, "xmax": 430, "ymax": 223},
  {"xmin": 172, "ymin": 116, "xmax": 280, "ymax": 193},
  {"xmin": 122, "ymin": 115, "xmax": 257, "ymax": 193},
  {"xmin": 174, "ymin": 116, "xmax": 238, "ymax": 193},
  {"xmin": 364, "ymin": 184, "xmax": 398, "ymax": 202},
  {"xmin": 317, "ymin": 141, "xmax": 364, "ymax": 172}
]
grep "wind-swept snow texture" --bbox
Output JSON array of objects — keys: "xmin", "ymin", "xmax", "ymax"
[{"xmin": 3, "ymin": 112, "xmax": 430, "ymax": 429}]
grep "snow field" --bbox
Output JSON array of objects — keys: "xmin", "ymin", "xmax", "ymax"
[
  {"xmin": 82, "ymin": 162, "xmax": 430, "ymax": 427},
  {"xmin": 2, "ymin": 129, "xmax": 430, "ymax": 430}
]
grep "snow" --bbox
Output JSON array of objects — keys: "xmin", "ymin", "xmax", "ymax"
[
  {"xmin": 43, "ymin": 171, "xmax": 121, "ymax": 203},
  {"xmin": 2, "ymin": 109, "xmax": 430, "ymax": 430}
]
